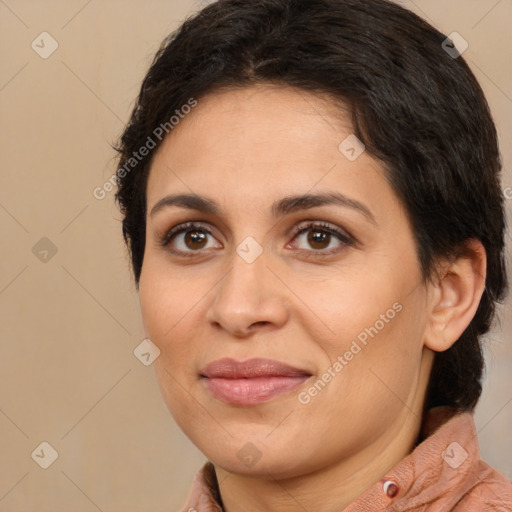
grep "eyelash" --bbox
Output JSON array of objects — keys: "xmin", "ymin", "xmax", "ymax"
[{"xmin": 159, "ymin": 221, "xmax": 354, "ymax": 258}]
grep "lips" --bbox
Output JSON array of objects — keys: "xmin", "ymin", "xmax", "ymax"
[
  {"xmin": 200, "ymin": 357, "xmax": 312, "ymax": 378},
  {"xmin": 200, "ymin": 358, "xmax": 312, "ymax": 405}
]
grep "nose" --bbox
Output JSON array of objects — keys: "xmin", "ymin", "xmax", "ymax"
[{"xmin": 205, "ymin": 247, "xmax": 290, "ymax": 338}]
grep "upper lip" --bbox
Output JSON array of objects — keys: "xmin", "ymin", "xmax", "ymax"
[{"xmin": 200, "ymin": 358, "xmax": 312, "ymax": 379}]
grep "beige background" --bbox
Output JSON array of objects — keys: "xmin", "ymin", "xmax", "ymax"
[{"xmin": 1, "ymin": 0, "xmax": 511, "ymax": 510}]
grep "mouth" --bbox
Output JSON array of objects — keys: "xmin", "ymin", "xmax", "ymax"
[{"xmin": 200, "ymin": 357, "xmax": 313, "ymax": 405}]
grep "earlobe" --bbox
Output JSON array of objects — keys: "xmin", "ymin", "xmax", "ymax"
[{"xmin": 424, "ymin": 239, "xmax": 487, "ymax": 353}]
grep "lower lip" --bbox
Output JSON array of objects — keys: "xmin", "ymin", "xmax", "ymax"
[{"xmin": 202, "ymin": 376, "xmax": 311, "ymax": 405}]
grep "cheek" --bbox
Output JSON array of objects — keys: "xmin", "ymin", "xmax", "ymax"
[
  {"xmin": 139, "ymin": 261, "xmax": 199, "ymax": 347},
  {"xmin": 307, "ymin": 270, "xmax": 426, "ymax": 398},
  {"xmin": 138, "ymin": 279, "xmax": 196, "ymax": 406},
  {"xmin": 304, "ymin": 271, "xmax": 402, "ymax": 351},
  {"xmin": 139, "ymin": 274, "xmax": 202, "ymax": 426}
]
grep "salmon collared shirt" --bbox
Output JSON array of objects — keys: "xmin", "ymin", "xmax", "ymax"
[{"xmin": 179, "ymin": 407, "xmax": 512, "ymax": 511}]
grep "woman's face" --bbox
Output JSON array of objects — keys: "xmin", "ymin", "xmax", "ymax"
[{"xmin": 139, "ymin": 84, "xmax": 435, "ymax": 479}]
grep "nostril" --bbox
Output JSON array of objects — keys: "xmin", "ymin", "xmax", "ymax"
[{"xmin": 251, "ymin": 321, "xmax": 269, "ymax": 327}]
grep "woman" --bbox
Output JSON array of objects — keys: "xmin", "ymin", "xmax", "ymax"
[{"xmin": 114, "ymin": 0, "xmax": 512, "ymax": 510}]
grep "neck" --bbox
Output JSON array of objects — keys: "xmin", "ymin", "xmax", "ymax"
[{"xmin": 215, "ymin": 406, "xmax": 422, "ymax": 512}]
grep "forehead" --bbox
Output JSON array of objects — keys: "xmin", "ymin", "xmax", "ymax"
[
  {"xmin": 145, "ymin": 84, "xmax": 401, "ymax": 224},
  {"xmin": 149, "ymin": 84, "xmax": 352, "ymax": 173}
]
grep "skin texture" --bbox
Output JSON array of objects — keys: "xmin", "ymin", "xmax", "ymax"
[{"xmin": 138, "ymin": 84, "xmax": 486, "ymax": 512}]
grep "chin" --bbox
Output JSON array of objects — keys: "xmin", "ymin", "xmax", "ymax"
[
  {"xmin": 199, "ymin": 430, "xmax": 320, "ymax": 480},
  {"xmin": 212, "ymin": 451, "xmax": 311, "ymax": 480}
]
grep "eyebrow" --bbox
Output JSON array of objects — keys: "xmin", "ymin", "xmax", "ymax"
[{"xmin": 149, "ymin": 191, "xmax": 376, "ymax": 225}]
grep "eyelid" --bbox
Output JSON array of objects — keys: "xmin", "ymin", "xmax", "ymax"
[
  {"xmin": 159, "ymin": 221, "xmax": 218, "ymax": 248},
  {"xmin": 290, "ymin": 220, "xmax": 353, "ymax": 242}
]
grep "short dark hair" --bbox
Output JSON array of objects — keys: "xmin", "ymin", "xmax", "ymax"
[{"xmin": 114, "ymin": 0, "xmax": 508, "ymax": 412}]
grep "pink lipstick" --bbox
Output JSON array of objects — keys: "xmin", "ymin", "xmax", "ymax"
[{"xmin": 200, "ymin": 357, "xmax": 312, "ymax": 405}]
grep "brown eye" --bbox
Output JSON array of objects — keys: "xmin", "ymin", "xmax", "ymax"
[
  {"xmin": 306, "ymin": 229, "xmax": 331, "ymax": 250},
  {"xmin": 183, "ymin": 230, "xmax": 208, "ymax": 250},
  {"xmin": 161, "ymin": 222, "xmax": 221, "ymax": 256},
  {"xmin": 288, "ymin": 221, "xmax": 353, "ymax": 255}
]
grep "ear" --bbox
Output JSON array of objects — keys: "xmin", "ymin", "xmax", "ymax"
[{"xmin": 423, "ymin": 239, "xmax": 487, "ymax": 352}]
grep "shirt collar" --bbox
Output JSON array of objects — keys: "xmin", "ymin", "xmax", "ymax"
[{"xmin": 344, "ymin": 406, "xmax": 481, "ymax": 511}]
